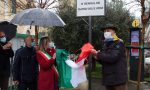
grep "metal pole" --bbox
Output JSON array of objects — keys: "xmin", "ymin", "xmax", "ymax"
[
  {"xmin": 88, "ymin": 16, "xmax": 92, "ymax": 90},
  {"xmin": 137, "ymin": 27, "xmax": 145, "ymax": 90},
  {"xmin": 137, "ymin": 49, "xmax": 142, "ymax": 90},
  {"xmin": 137, "ymin": 0, "xmax": 146, "ymax": 90}
]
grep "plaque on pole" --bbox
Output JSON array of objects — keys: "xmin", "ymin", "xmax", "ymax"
[{"xmin": 77, "ymin": 0, "xmax": 105, "ymax": 17}]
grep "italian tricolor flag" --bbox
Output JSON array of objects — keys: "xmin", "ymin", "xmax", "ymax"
[{"xmin": 56, "ymin": 43, "xmax": 93, "ymax": 88}]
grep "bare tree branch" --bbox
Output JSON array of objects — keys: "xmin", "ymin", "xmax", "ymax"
[
  {"xmin": 46, "ymin": 5, "xmax": 60, "ymax": 10},
  {"xmin": 42, "ymin": 0, "xmax": 49, "ymax": 8},
  {"xmin": 125, "ymin": 1, "xmax": 140, "ymax": 5},
  {"xmin": 136, "ymin": 0, "xmax": 141, "ymax": 3},
  {"xmin": 127, "ymin": 4, "xmax": 141, "ymax": 11},
  {"xmin": 45, "ymin": 0, "xmax": 57, "ymax": 9}
]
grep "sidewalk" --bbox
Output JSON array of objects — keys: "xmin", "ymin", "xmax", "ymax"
[{"xmin": 9, "ymin": 77, "xmax": 150, "ymax": 90}]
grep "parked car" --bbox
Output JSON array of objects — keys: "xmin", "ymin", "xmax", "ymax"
[{"xmin": 145, "ymin": 57, "xmax": 150, "ymax": 75}]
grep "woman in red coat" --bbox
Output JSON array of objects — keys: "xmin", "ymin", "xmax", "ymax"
[{"xmin": 36, "ymin": 37, "xmax": 59, "ymax": 90}]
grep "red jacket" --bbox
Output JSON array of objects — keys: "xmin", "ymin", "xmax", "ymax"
[{"xmin": 36, "ymin": 48, "xmax": 59, "ymax": 90}]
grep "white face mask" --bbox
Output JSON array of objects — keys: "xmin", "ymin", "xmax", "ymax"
[
  {"xmin": 104, "ymin": 32, "xmax": 113, "ymax": 39},
  {"xmin": 49, "ymin": 42, "xmax": 55, "ymax": 48}
]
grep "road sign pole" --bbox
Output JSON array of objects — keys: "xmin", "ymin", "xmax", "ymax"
[
  {"xmin": 88, "ymin": 16, "xmax": 92, "ymax": 90},
  {"xmin": 77, "ymin": 1, "xmax": 105, "ymax": 90}
]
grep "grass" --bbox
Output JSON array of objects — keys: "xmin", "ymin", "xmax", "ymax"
[
  {"xmin": 85, "ymin": 63, "xmax": 102, "ymax": 78},
  {"xmin": 90, "ymin": 64, "xmax": 102, "ymax": 78},
  {"xmin": 145, "ymin": 75, "xmax": 150, "ymax": 81},
  {"xmin": 59, "ymin": 88, "xmax": 74, "ymax": 90}
]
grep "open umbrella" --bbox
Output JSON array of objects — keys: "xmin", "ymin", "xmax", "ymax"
[
  {"xmin": 0, "ymin": 21, "xmax": 17, "ymax": 41},
  {"xmin": 10, "ymin": 8, "xmax": 66, "ymax": 44}
]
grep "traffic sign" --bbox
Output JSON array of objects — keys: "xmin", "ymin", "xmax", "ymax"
[{"xmin": 132, "ymin": 19, "xmax": 140, "ymax": 27}]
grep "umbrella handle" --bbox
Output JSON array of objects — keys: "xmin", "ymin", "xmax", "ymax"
[
  {"xmin": 35, "ymin": 26, "xmax": 38, "ymax": 45},
  {"xmin": 30, "ymin": 21, "xmax": 34, "ymax": 29}
]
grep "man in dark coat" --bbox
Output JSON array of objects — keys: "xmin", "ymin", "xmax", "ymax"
[
  {"xmin": 13, "ymin": 35, "xmax": 38, "ymax": 90},
  {"xmin": 91, "ymin": 24, "xmax": 127, "ymax": 90},
  {"xmin": 0, "ymin": 31, "xmax": 14, "ymax": 90}
]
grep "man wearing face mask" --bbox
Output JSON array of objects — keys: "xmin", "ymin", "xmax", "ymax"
[
  {"xmin": 0, "ymin": 31, "xmax": 14, "ymax": 90},
  {"xmin": 13, "ymin": 35, "xmax": 38, "ymax": 90},
  {"xmin": 91, "ymin": 24, "xmax": 127, "ymax": 90}
]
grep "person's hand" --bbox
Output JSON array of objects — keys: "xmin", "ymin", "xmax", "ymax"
[
  {"xmin": 52, "ymin": 53, "xmax": 56, "ymax": 59},
  {"xmin": 6, "ymin": 42, "xmax": 12, "ymax": 48},
  {"xmin": 3, "ymin": 42, "xmax": 12, "ymax": 49},
  {"xmin": 91, "ymin": 49, "xmax": 98, "ymax": 55},
  {"xmin": 2, "ymin": 45, "xmax": 8, "ymax": 49},
  {"xmin": 13, "ymin": 80, "xmax": 19, "ymax": 85},
  {"xmin": 68, "ymin": 54, "xmax": 74, "ymax": 59}
]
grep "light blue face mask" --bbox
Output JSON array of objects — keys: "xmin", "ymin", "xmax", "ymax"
[
  {"xmin": 0, "ymin": 37, "xmax": 6, "ymax": 43},
  {"xmin": 31, "ymin": 42, "xmax": 36, "ymax": 47}
]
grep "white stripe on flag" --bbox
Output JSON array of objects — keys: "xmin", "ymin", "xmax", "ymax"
[
  {"xmin": 65, "ymin": 59, "xmax": 79, "ymax": 68},
  {"xmin": 70, "ymin": 59, "xmax": 87, "ymax": 88}
]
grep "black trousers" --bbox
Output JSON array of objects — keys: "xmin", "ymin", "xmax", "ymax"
[
  {"xmin": 0, "ymin": 76, "xmax": 9, "ymax": 90},
  {"xmin": 18, "ymin": 82, "xmax": 37, "ymax": 90},
  {"xmin": 106, "ymin": 83, "xmax": 127, "ymax": 90}
]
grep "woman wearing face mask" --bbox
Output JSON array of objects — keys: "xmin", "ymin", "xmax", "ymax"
[
  {"xmin": 0, "ymin": 31, "xmax": 14, "ymax": 90},
  {"xmin": 36, "ymin": 37, "xmax": 58, "ymax": 90},
  {"xmin": 91, "ymin": 24, "xmax": 127, "ymax": 90}
]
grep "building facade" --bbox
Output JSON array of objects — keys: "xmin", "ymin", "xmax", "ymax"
[
  {"xmin": 0, "ymin": 0, "xmax": 47, "ymax": 35},
  {"xmin": 0, "ymin": 0, "xmax": 48, "ymax": 51}
]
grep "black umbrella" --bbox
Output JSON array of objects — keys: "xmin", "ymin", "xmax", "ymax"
[{"xmin": 0, "ymin": 21, "xmax": 17, "ymax": 41}]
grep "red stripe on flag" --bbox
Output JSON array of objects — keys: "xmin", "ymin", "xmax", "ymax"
[{"xmin": 76, "ymin": 43, "xmax": 94, "ymax": 63}]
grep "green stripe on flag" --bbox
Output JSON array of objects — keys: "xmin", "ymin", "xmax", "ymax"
[{"xmin": 56, "ymin": 49, "xmax": 73, "ymax": 88}]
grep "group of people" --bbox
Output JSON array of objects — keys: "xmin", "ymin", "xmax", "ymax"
[
  {"xmin": 0, "ymin": 24, "xmax": 128, "ymax": 90},
  {"xmin": 0, "ymin": 32, "xmax": 58, "ymax": 90}
]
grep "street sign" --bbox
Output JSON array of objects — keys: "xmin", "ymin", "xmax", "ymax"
[
  {"xmin": 132, "ymin": 19, "xmax": 140, "ymax": 27},
  {"xmin": 131, "ymin": 31, "xmax": 140, "ymax": 56},
  {"xmin": 129, "ymin": 28, "xmax": 144, "ymax": 82},
  {"xmin": 76, "ymin": 1, "xmax": 105, "ymax": 89},
  {"xmin": 77, "ymin": 0, "xmax": 105, "ymax": 16}
]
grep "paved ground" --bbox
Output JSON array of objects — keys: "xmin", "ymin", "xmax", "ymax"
[
  {"xmin": 91, "ymin": 78, "xmax": 150, "ymax": 90},
  {"xmin": 60, "ymin": 78, "xmax": 150, "ymax": 90},
  {"xmin": 9, "ymin": 77, "xmax": 150, "ymax": 90}
]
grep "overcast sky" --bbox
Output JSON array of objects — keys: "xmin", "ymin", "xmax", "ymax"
[{"xmin": 123, "ymin": 0, "xmax": 142, "ymax": 18}]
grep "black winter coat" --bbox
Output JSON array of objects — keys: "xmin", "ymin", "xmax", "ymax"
[
  {"xmin": 13, "ymin": 46, "xmax": 38, "ymax": 83},
  {"xmin": 0, "ymin": 42, "xmax": 14, "ymax": 77},
  {"xmin": 97, "ymin": 40, "xmax": 127, "ymax": 86}
]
